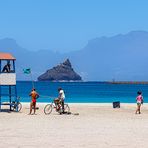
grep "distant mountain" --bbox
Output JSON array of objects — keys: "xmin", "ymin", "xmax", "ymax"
[
  {"xmin": 68, "ymin": 31, "xmax": 148, "ymax": 81},
  {"xmin": 1, "ymin": 30, "xmax": 148, "ymax": 81},
  {"xmin": 38, "ymin": 59, "xmax": 82, "ymax": 81},
  {"xmin": 0, "ymin": 38, "xmax": 64, "ymax": 80}
]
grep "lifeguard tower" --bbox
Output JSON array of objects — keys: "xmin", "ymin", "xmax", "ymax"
[{"xmin": 0, "ymin": 52, "xmax": 18, "ymax": 111}]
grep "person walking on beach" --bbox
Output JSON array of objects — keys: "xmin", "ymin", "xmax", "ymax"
[
  {"xmin": 135, "ymin": 91, "xmax": 143, "ymax": 114},
  {"xmin": 29, "ymin": 88, "xmax": 39, "ymax": 115},
  {"xmin": 54, "ymin": 87, "xmax": 65, "ymax": 114}
]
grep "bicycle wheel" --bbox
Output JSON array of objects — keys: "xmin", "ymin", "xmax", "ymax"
[
  {"xmin": 64, "ymin": 104, "xmax": 70, "ymax": 113},
  {"xmin": 17, "ymin": 103, "xmax": 22, "ymax": 112},
  {"xmin": 44, "ymin": 104, "xmax": 52, "ymax": 115},
  {"xmin": 11, "ymin": 103, "xmax": 22, "ymax": 112},
  {"xmin": 57, "ymin": 104, "xmax": 70, "ymax": 114}
]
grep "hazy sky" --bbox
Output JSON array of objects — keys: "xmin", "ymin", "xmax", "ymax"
[{"xmin": 0, "ymin": 0, "xmax": 148, "ymax": 52}]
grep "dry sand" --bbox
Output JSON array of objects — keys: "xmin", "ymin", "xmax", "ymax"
[{"xmin": 0, "ymin": 103, "xmax": 148, "ymax": 148}]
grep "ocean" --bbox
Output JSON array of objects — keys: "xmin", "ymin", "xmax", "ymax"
[{"xmin": 12, "ymin": 81, "xmax": 148, "ymax": 103}]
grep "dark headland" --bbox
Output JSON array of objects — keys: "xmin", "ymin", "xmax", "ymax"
[{"xmin": 38, "ymin": 59, "xmax": 82, "ymax": 81}]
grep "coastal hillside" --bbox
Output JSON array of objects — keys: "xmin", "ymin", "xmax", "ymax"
[
  {"xmin": 0, "ymin": 31, "xmax": 148, "ymax": 81},
  {"xmin": 0, "ymin": 38, "xmax": 63, "ymax": 80},
  {"xmin": 68, "ymin": 31, "xmax": 148, "ymax": 80}
]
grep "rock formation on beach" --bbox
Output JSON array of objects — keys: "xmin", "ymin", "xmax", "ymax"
[{"xmin": 38, "ymin": 59, "xmax": 82, "ymax": 81}]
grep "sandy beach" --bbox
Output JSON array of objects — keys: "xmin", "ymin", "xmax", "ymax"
[{"xmin": 0, "ymin": 103, "xmax": 148, "ymax": 148}]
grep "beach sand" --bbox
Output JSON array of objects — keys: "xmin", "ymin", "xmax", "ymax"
[{"xmin": 0, "ymin": 103, "xmax": 148, "ymax": 148}]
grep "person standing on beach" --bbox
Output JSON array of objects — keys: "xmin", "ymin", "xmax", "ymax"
[
  {"xmin": 29, "ymin": 88, "xmax": 39, "ymax": 115},
  {"xmin": 135, "ymin": 91, "xmax": 143, "ymax": 114}
]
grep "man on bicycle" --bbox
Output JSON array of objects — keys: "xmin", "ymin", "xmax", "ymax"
[{"xmin": 54, "ymin": 87, "xmax": 65, "ymax": 113}]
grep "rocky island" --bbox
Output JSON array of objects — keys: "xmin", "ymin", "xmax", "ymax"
[{"xmin": 38, "ymin": 59, "xmax": 82, "ymax": 81}]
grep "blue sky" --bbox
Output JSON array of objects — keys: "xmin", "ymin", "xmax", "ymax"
[{"xmin": 0, "ymin": 0, "xmax": 148, "ymax": 52}]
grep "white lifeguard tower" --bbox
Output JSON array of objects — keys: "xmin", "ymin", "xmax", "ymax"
[{"xmin": 0, "ymin": 52, "xmax": 18, "ymax": 111}]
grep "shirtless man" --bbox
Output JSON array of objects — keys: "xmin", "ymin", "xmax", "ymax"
[{"xmin": 29, "ymin": 88, "xmax": 39, "ymax": 115}]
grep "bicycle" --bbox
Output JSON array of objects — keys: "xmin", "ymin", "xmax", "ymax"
[
  {"xmin": 44, "ymin": 99, "xmax": 70, "ymax": 115},
  {"xmin": 11, "ymin": 97, "xmax": 22, "ymax": 112}
]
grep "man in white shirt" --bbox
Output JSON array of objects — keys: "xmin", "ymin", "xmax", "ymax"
[
  {"xmin": 54, "ymin": 87, "xmax": 65, "ymax": 113},
  {"xmin": 58, "ymin": 87, "xmax": 65, "ymax": 113}
]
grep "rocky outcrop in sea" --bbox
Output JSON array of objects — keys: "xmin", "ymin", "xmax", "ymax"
[{"xmin": 38, "ymin": 59, "xmax": 82, "ymax": 81}]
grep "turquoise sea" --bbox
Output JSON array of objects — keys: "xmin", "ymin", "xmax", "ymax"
[{"xmin": 13, "ymin": 81, "xmax": 148, "ymax": 103}]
